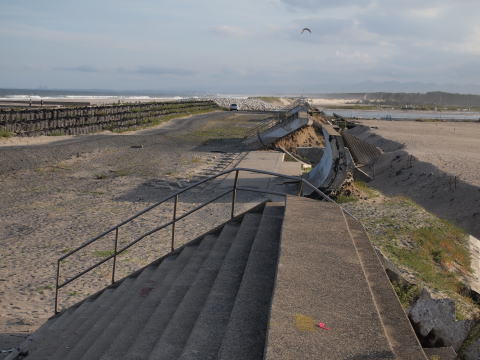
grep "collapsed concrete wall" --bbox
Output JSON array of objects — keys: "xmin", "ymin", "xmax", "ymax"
[
  {"xmin": 0, "ymin": 100, "xmax": 218, "ymax": 136},
  {"xmin": 303, "ymin": 125, "xmax": 349, "ymax": 194},
  {"xmin": 244, "ymin": 106, "xmax": 312, "ymax": 147},
  {"xmin": 342, "ymin": 131, "xmax": 382, "ymax": 166}
]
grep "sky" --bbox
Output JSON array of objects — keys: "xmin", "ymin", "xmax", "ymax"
[{"xmin": 1, "ymin": 0, "xmax": 480, "ymax": 94}]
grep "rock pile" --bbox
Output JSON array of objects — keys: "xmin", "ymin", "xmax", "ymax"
[{"xmin": 206, "ymin": 97, "xmax": 287, "ymax": 111}]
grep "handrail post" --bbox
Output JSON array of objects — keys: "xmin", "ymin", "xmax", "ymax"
[
  {"xmin": 54, "ymin": 260, "xmax": 60, "ymax": 314},
  {"xmin": 171, "ymin": 194, "xmax": 178, "ymax": 252},
  {"xmin": 298, "ymin": 180, "xmax": 304, "ymax": 196},
  {"xmin": 231, "ymin": 170, "xmax": 239, "ymax": 219},
  {"xmin": 111, "ymin": 227, "xmax": 119, "ymax": 285}
]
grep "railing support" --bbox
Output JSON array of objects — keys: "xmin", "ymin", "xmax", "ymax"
[
  {"xmin": 111, "ymin": 227, "xmax": 119, "ymax": 285},
  {"xmin": 298, "ymin": 180, "xmax": 304, "ymax": 196},
  {"xmin": 171, "ymin": 195, "xmax": 178, "ymax": 252},
  {"xmin": 54, "ymin": 260, "xmax": 60, "ymax": 314},
  {"xmin": 52, "ymin": 168, "xmax": 342, "ymax": 313},
  {"xmin": 231, "ymin": 170, "xmax": 239, "ymax": 219}
]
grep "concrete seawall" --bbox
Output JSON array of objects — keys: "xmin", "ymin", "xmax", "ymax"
[{"xmin": 0, "ymin": 100, "xmax": 218, "ymax": 136}]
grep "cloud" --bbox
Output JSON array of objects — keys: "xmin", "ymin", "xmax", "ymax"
[
  {"xmin": 280, "ymin": 0, "xmax": 371, "ymax": 10},
  {"xmin": 118, "ymin": 66, "xmax": 195, "ymax": 76},
  {"xmin": 54, "ymin": 65, "xmax": 99, "ymax": 73},
  {"xmin": 52, "ymin": 65, "xmax": 194, "ymax": 77},
  {"xmin": 211, "ymin": 25, "xmax": 249, "ymax": 39}
]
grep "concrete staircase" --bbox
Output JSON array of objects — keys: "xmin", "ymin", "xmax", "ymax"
[
  {"xmin": 10, "ymin": 195, "xmax": 428, "ymax": 359},
  {"xmin": 9, "ymin": 202, "xmax": 284, "ymax": 360}
]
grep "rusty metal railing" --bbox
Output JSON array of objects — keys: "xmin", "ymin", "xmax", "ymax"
[{"xmin": 54, "ymin": 167, "xmax": 350, "ymax": 313}]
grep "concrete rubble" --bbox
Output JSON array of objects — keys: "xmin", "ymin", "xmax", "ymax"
[
  {"xmin": 409, "ymin": 288, "xmax": 474, "ymax": 351},
  {"xmin": 207, "ymin": 97, "xmax": 290, "ymax": 111}
]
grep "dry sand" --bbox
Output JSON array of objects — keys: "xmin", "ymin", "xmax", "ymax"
[
  {"xmin": 0, "ymin": 111, "xmax": 270, "ymax": 352},
  {"xmin": 357, "ymin": 120, "xmax": 480, "ymax": 187},
  {"xmin": 348, "ymin": 120, "xmax": 480, "ymax": 238}
]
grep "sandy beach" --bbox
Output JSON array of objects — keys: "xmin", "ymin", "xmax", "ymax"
[
  {"xmin": 350, "ymin": 120, "xmax": 480, "ymax": 238},
  {"xmin": 0, "ymin": 111, "xmax": 269, "ymax": 352},
  {"xmin": 357, "ymin": 120, "xmax": 480, "ymax": 187}
]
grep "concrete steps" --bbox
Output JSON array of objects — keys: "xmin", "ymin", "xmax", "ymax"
[
  {"xmin": 218, "ymin": 203, "xmax": 284, "ymax": 360},
  {"xmin": 179, "ymin": 213, "xmax": 262, "ymax": 360},
  {"xmin": 13, "ymin": 202, "xmax": 283, "ymax": 360},
  {"xmin": 10, "ymin": 196, "xmax": 428, "ymax": 360}
]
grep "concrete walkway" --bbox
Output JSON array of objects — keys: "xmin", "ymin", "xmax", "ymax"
[
  {"xmin": 218, "ymin": 151, "xmax": 302, "ymax": 201},
  {"xmin": 266, "ymin": 196, "xmax": 427, "ymax": 360}
]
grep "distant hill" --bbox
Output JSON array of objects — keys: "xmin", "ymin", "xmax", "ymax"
[{"xmin": 320, "ymin": 92, "xmax": 480, "ymax": 107}]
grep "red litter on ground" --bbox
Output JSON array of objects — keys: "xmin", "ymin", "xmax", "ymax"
[{"xmin": 317, "ymin": 322, "xmax": 331, "ymax": 330}]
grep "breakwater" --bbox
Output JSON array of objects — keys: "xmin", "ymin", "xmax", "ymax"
[{"xmin": 0, "ymin": 100, "xmax": 218, "ymax": 136}]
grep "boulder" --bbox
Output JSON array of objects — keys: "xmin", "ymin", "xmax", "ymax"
[{"xmin": 409, "ymin": 289, "xmax": 473, "ymax": 351}]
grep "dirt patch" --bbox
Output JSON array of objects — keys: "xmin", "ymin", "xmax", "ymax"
[{"xmin": 271, "ymin": 125, "xmax": 324, "ymax": 152}]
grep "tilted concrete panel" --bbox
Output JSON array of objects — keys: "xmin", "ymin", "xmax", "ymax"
[{"xmin": 303, "ymin": 125, "xmax": 349, "ymax": 194}]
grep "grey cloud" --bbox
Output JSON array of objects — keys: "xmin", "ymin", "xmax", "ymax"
[
  {"xmin": 54, "ymin": 65, "xmax": 99, "ymax": 73},
  {"xmin": 134, "ymin": 66, "xmax": 194, "ymax": 76},
  {"xmin": 281, "ymin": 0, "xmax": 371, "ymax": 10},
  {"xmin": 117, "ymin": 66, "xmax": 195, "ymax": 76},
  {"xmin": 53, "ymin": 65, "xmax": 194, "ymax": 77}
]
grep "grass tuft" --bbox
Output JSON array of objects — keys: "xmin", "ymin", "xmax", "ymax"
[
  {"xmin": 382, "ymin": 219, "xmax": 470, "ymax": 295},
  {"xmin": 0, "ymin": 129, "xmax": 13, "ymax": 137},
  {"xmin": 392, "ymin": 281, "xmax": 421, "ymax": 308},
  {"xmin": 93, "ymin": 249, "xmax": 128, "ymax": 258}
]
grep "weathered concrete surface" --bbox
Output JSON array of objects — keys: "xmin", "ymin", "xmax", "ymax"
[
  {"xmin": 468, "ymin": 235, "xmax": 480, "ymax": 294},
  {"xmin": 266, "ymin": 196, "xmax": 426, "ymax": 359},
  {"xmin": 295, "ymin": 146, "xmax": 324, "ymax": 164},
  {"xmin": 219, "ymin": 151, "xmax": 300, "ymax": 202},
  {"xmin": 409, "ymin": 289, "xmax": 474, "ymax": 351},
  {"xmin": 304, "ymin": 125, "xmax": 349, "ymax": 194},
  {"xmin": 243, "ymin": 105, "xmax": 312, "ymax": 147},
  {"xmin": 346, "ymin": 216, "xmax": 427, "ymax": 359}
]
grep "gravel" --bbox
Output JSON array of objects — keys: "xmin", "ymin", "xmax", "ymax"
[{"xmin": 206, "ymin": 97, "xmax": 290, "ymax": 111}]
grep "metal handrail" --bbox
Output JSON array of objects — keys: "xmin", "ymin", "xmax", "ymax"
[
  {"xmin": 54, "ymin": 167, "xmax": 351, "ymax": 313},
  {"xmin": 243, "ymin": 117, "xmax": 279, "ymax": 140}
]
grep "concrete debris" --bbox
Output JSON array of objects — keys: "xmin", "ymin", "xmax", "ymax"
[
  {"xmin": 409, "ymin": 289, "xmax": 474, "ymax": 351},
  {"xmin": 271, "ymin": 126, "xmax": 323, "ymax": 152},
  {"xmin": 296, "ymin": 147, "xmax": 324, "ymax": 165},
  {"xmin": 207, "ymin": 97, "xmax": 289, "ymax": 111},
  {"xmin": 304, "ymin": 125, "xmax": 349, "ymax": 194}
]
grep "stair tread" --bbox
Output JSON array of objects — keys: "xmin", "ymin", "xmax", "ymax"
[
  {"xmin": 179, "ymin": 213, "xmax": 262, "ymax": 360},
  {"xmin": 77, "ymin": 253, "xmax": 183, "ymax": 360},
  {"xmin": 95, "ymin": 245, "xmax": 197, "ymax": 360},
  {"xmin": 28, "ymin": 277, "xmax": 132, "ymax": 359},
  {"xmin": 147, "ymin": 223, "xmax": 240, "ymax": 360},
  {"xmin": 122, "ymin": 235, "xmax": 217, "ymax": 360},
  {"xmin": 218, "ymin": 204, "xmax": 284, "ymax": 360},
  {"xmin": 51, "ymin": 264, "xmax": 158, "ymax": 360}
]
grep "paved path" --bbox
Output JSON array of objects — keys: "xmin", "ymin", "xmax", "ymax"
[{"xmin": 266, "ymin": 196, "xmax": 427, "ymax": 359}]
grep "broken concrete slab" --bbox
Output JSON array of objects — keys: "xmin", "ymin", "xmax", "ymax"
[
  {"xmin": 303, "ymin": 125, "xmax": 348, "ymax": 194},
  {"xmin": 295, "ymin": 147, "xmax": 324, "ymax": 164},
  {"xmin": 409, "ymin": 289, "xmax": 474, "ymax": 351}
]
